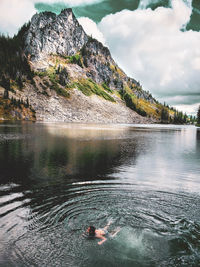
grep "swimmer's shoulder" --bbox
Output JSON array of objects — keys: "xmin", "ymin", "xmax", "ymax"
[{"xmin": 96, "ymin": 229, "xmax": 105, "ymax": 235}]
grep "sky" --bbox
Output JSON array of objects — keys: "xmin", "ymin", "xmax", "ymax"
[{"xmin": 0, "ymin": 0, "xmax": 200, "ymax": 115}]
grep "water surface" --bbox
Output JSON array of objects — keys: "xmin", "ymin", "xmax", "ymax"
[{"xmin": 0, "ymin": 122, "xmax": 200, "ymax": 266}]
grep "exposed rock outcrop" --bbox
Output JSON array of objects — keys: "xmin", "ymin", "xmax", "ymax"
[
  {"xmin": 82, "ymin": 38, "xmax": 154, "ymax": 102},
  {"xmin": 24, "ymin": 9, "xmax": 88, "ymax": 63},
  {"xmin": 24, "ymin": 8, "xmax": 156, "ymax": 104}
]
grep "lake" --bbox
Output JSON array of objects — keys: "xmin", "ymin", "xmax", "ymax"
[{"xmin": 0, "ymin": 122, "xmax": 200, "ymax": 266}]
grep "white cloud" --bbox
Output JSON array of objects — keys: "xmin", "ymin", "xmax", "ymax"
[
  {"xmin": 173, "ymin": 103, "xmax": 200, "ymax": 116},
  {"xmin": 99, "ymin": 0, "xmax": 200, "ymax": 114},
  {"xmin": 0, "ymin": 0, "xmax": 102, "ymax": 36},
  {"xmin": 78, "ymin": 17, "xmax": 106, "ymax": 45},
  {"xmin": 33, "ymin": 0, "xmax": 102, "ymax": 6},
  {"xmin": 0, "ymin": 0, "xmax": 36, "ymax": 36}
]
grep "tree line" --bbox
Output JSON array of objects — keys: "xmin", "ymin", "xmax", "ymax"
[
  {"xmin": 197, "ymin": 106, "xmax": 200, "ymax": 126},
  {"xmin": 0, "ymin": 22, "xmax": 33, "ymax": 84},
  {"xmin": 160, "ymin": 106, "xmax": 195, "ymax": 124}
]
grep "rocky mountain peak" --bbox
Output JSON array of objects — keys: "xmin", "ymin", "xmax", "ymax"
[
  {"xmin": 24, "ymin": 8, "xmax": 88, "ymax": 62},
  {"xmin": 0, "ymin": 8, "xmax": 184, "ymax": 124}
]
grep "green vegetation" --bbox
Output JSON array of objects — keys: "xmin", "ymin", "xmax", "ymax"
[
  {"xmin": 73, "ymin": 78, "xmax": 115, "ymax": 102},
  {"xmin": 157, "ymin": 103, "xmax": 189, "ymax": 124},
  {"xmin": 49, "ymin": 78, "xmax": 70, "ymax": 97},
  {"xmin": 123, "ymin": 92, "xmax": 136, "ymax": 110},
  {"xmin": 101, "ymin": 82, "xmax": 113, "ymax": 93},
  {"xmin": 189, "ymin": 115, "xmax": 196, "ymax": 124},
  {"xmin": 35, "ymin": 67, "xmax": 70, "ymax": 98},
  {"xmin": 36, "ymin": 69, "xmax": 115, "ymax": 101},
  {"xmin": 160, "ymin": 105, "xmax": 189, "ymax": 124},
  {"xmin": 59, "ymin": 53, "xmax": 84, "ymax": 68},
  {"xmin": 161, "ymin": 107, "xmax": 169, "ymax": 122},
  {"xmin": 118, "ymin": 85, "xmax": 192, "ymax": 123},
  {"xmin": 173, "ymin": 111, "xmax": 187, "ymax": 124},
  {"xmin": 120, "ymin": 89, "xmax": 147, "ymax": 117},
  {"xmin": 196, "ymin": 106, "xmax": 200, "ymax": 126},
  {"xmin": 0, "ymin": 23, "xmax": 33, "ymax": 83},
  {"xmin": 138, "ymin": 99, "xmax": 160, "ymax": 118},
  {"xmin": 37, "ymin": 72, "xmax": 47, "ymax": 78},
  {"xmin": 68, "ymin": 54, "xmax": 82, "ymax": 65}
]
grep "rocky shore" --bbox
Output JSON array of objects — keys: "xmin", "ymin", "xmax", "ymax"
[{"xmin": 22, "ymin": 82, "xmax": 155, "ymax": 123}]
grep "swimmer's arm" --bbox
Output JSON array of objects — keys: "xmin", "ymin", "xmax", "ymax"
[
  {"xmin": 81, "ymin": 232, "xmax": 87, "ymax": 237},
  {"xmin": 98, "ymin": 236, "xmax": 107, "ymax": 245},
  {"xmin": 103, "ymin": 219, "xmax": 113, "ymax": 231}
]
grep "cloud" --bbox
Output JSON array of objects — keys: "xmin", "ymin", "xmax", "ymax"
[
  {"xmin": 173, "ymin": 103, "xmax": 200, "ymax": 116},
  {"xmin": 99, "ymin": 0, "xmax": 200, "ymax": 114},
  {"xmin": 0, "ymin": 0, "xmax": 102, "ymax": 36},
  {"xmin": 138, "ymin": 0, "xmax": 165, "ymax": 9},
  {"xmin": 36, "ymin": 0, "xmax": 102, "ymax": 6},
  {"xmin": 0, "ymin": 0, "xmax": 36, "ymax": 36},
  {"xmin": 78, "ymin": 17, "xmax": 105, "ymax": 44}
]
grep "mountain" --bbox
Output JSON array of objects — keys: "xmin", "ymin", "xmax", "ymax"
[{"xmin": 0, "ymin": 8, "xmax": 185, "ymax": 123}]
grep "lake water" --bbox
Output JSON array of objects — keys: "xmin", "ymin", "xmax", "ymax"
[{"xmin": 0, "ymin": 122, "xmax": 200, "ymax": 266}]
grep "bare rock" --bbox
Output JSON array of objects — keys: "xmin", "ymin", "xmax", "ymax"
[{"xmin": 24, "ymin": 9, "xmax": 88, "ymax": 62}]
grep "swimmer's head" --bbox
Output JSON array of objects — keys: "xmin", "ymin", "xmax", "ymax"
[{"xmin": 87, "ymin": 226, "xmax": 95, "ymax": 237}]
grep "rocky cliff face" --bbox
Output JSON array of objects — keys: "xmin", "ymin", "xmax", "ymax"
[
  {"xmin": 24, "ymin": 9, "xmax": 88, "ymax": 63},
  {"xmin": 82, "ymin": 38, "xmax": 154, "ymax": 103},
  {"xmin": 0, "ymin": 9, "xmax": 171, "ymax": 123},
  {"xmin": 24, "ymin": 8, "xmax": 155, "ymax": 103}
]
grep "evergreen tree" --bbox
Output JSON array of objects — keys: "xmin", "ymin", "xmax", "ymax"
[
  {"xmin": 17, "ymin": 99, "xmax": 21, "ymax": 108},
  {"xmin": 183, "ymin": 113, "xmax": 187, "ymax": 124},
  {"xmin": 4, "ymin": 101, "xmax": 9, "ymax": 109},
  {"xmin": 25, "ymin": 98, "xmax": 29, "ymax": 108},
  {"xmin": 3, "ymin": 88, "xmax": 9, "ymax": 99},
  {"xmin": 161, "ymin": 107, "xmax": 169, "ymax": 122},
  {"xmin": 13, "ymin": 98, "xmax": 17, "ymax": 106},
  {"xmin": 16, "ymin": 76, "xmax": 23, "ymax": 89},
  {"xmin": 197, "ymin": 106, "xmax": 200, "ymax": 125},
  {"xmin": 173, "ymin": 110, "xmax": 186, "ymax": 124},
  {"xmin": 1, "ymin": 75, "xmax": 10, "ymax": 91}
]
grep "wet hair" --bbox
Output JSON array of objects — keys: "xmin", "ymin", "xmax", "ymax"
[{"xmin": 88, "ymin": 226, "xmax": 96, "ymax": 237}]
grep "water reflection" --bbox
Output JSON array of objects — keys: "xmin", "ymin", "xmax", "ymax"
[
  {"xmin": 0, "ymin": 123, "xmax": 200, "ymax": 267},
  {"xmin": 197, "ymin": 128, "xmax": 200, "ymax": 141},
  {"xmin": 0, "ymin": 123, "xmax": 145, "ymax": 187}
]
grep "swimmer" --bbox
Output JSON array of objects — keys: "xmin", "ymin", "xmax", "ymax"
[{"xmin": 85, "ymin": 220, "xmax": 120, "ymax": 245}]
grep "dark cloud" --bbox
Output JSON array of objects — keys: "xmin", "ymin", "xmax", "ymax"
[
  {"xmin": 35, "ymin": 2, "xmax": 67, "ymax": 14},
  {"xmin": 35, "ymin": 0, "xmax": 140, "ymax": 22},
  {"xmin": 159, "ymin": 95, "xmax": 200, "ymax": 105},
  {"xmin": 186, "ymin": 0, "xmax": 200, "ymax": 31},
  {"xmin": 73, "ymin": 0, "xmax": 139, "ymax": 22},
  {"xmin": 35, "ymin": 0, "xmax": 200, "ymax": 32}
]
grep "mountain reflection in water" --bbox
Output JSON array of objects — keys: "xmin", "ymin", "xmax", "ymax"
[{"xmin": 0, "ymin": 123, "xmax": 200, "ymax": 267}]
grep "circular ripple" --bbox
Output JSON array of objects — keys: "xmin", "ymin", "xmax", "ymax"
[{"xmin": 1, "ymin": 181, "xmax": 200, "ymax": 266}]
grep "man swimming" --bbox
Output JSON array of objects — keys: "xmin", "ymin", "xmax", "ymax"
[{"xmin": 86, "ymin": 220, "xmax": 120, "ymax": 245}]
